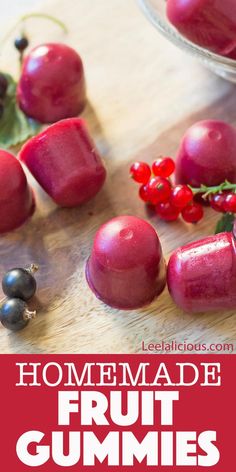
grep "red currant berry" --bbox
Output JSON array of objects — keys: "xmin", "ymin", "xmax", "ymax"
[
  {"xmin": 146, "ymin": 177, "xmax": 172, "ymax": 204},
  {"xmin": 171, "ymin": 185, "xmax": 193, "ymax": 209},
  {"xmin": 156, "ymin": 201, "xmax": 180, "ymax": 222},
  {"xmin": 224, "ymin": 193, "xmax": 236, "ymax": 213},
  {"xmin": 139, "ymin": 184, "xmax": 150, "ymax": 203},
  {"xmin": 130, "ymin": 162, "xmax": 151, "ymax": 184},
  {"xmin": 210, "ymin": 193, "xmax": 227, "ymax": 213},
  {"xmin": 181, "ymin": 202, "xmax": 204, "ymax": 223},
  {"xmin": 152, "ymin": 157, "xmax": 175, "ymax": 178}
]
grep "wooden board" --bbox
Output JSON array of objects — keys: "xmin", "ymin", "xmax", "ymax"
[{"xmin": 0, "ymin": 0, "xmax": 236, "ymax": 354}]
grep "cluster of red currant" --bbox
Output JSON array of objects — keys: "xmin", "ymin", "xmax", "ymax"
[{"xmin": 130, "ymin": 158, "xmax": 204, "ymax": 223}]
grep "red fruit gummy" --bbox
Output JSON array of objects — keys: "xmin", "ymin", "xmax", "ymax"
[
  {"xmin": 86, "ymin": 215, "xmax": 166, "ymax": 309},
  {"xmin": 19, "ymin": 118, "xmax": 106, "ymax": 208},
  {"xmin": 167, "ymin": 0, "xmax": 236, "ymax": 55},
  {"xmin": 17, "ymin": 43, "xmax": 86, "ymax": 123},
  {"xmin": 175, "ymin": 120, "xmax": 236, "ymax": 187},
  {"xmin": 167, "ymin": 232, "xmax": 236, "ymax": 312},
  {"xmin": 0, "ymin": 150, "xmax": 35, "ymax": 233},
  {"xmin": 226, "ymin": 48, "xmax": 236, "ymax": 59}
]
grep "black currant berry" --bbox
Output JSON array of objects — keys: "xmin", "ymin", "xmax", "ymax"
[
  {"xmin": 14, "ymin": 36, "xmax": 29, "ymax": 53},
  {"xmin": 0, "ymin": 298, "xmax": 36, "ymax": 331},
  {"xmin": 0, "ymin": 73, "xmax": 8, "ymax": 99},
  {"xmin": 2, "ymin": 266, "xmax": 38, "ymax": 301}
]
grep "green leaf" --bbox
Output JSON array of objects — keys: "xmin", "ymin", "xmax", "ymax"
[
  {"xmin": 0, "ymin": 73, "xmax": 41, "ymax": 149},
  {"xmin": 215, "ymin": 213, "xmax": 235, "ymax": 234}
]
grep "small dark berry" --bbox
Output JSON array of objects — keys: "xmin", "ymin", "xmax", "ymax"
[
  {"xmin": 0, "ymin": 299, "xmax": 32, "ymax": 331},
  {"xmin": 0, "ymin": 74, "xmax": 8, "ymax": 99},
  {"xmin": 14, "ymin": 36, "xmax": 29, "ymax": 52},
  {"xmin": 2, "ymin": 268, "xmax": 37, "ymax": 301}
]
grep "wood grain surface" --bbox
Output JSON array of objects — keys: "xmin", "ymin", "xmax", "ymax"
[{"xmin": 0, "ymin": 0, "xmax": 236, "ymax": 354}]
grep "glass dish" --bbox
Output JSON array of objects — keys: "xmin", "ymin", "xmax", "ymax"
[{"xmin": 138, "ymin": 0, "xmax": 236, "ymax": 83}]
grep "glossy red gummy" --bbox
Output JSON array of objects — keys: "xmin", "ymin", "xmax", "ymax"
[
  {"xmin": 181, "ymin": 202, "xmax": 204, "ymax": 223},
  {"xmin": 0, "ymin": 150, "xmax": 34, "ymax": 233},
  {"xmin": 146, "ymin": 177, "xmax": 171, "ymax": 204},
  {"xmin": 167, "ymin": 0, "xmax": 236, "ymax": 55},
  {"xmin": 171, "ymin": 184, "xmax": 193, "ymax": 208},
  {"xmin": 130, "ymin": 162, "xmax": 151, "ymax": 184},
  {"xmin": 224, "ymin": 193, "xmax": 236, "ymax": 213},
  {"xmin": 17, "ymin": 43, "xmax": 86, "ymax": 123},
  {"xmin": 175, "ymin": 120, "xmax": 236, "ymax": 187},
  {"xmin": 226, "ymin": 48, "xmax": 236, "ymax": 59},
  {"xmin": 152, "ymin": 157, "xmax": 175, "ymax": 178},
  {"xmin": 167, "ymin": 232, "xmax": 236, "ymax": 312},
  {"xmin": 86, "ymin": 215, "xmax": 166, "ymax": 309},
  {"xmin": 156, "ymin": 201, "xmax": 180, "ymax": 222},
  {"xmin": 19, "ymin": 118, "xmax": 106, "ymax": 207},
  {"xmin": 210, "ymin": 193, "xmax": 227, "ymax": 213}
]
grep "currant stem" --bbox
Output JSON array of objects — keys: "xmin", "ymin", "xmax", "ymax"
[
  {"xmin": 23, "ymin": 309, "xmax": 37, "ymax": 320},
  {"xmin": 19, "ymin": 52, "xmax": 24, "ymax": 68},
  {"xmin": 1, "ymin": 13, "xmax": 68, "ymax": 46},
  {"xmin": 190, "ymin": 181, "xmax": 236, "ymax": 199},
  {"xmin": 21, "ymin": 13, "xmax": 67, "ymax": 32},
  {"xmin": 26, "ymin": 264, "xmax": 39, "ymax": 274}
]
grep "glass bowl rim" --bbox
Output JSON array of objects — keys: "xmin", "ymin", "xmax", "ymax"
[{"xmin": 138, "ymin": 0, "xmax": 236, "ymax": 68}]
